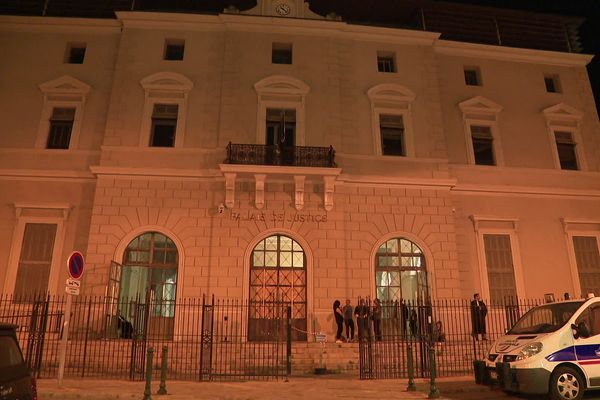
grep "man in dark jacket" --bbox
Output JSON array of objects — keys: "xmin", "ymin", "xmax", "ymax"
[{"xmin": 470, "ymin": 293, "xmax": 488, "ymax": 340}]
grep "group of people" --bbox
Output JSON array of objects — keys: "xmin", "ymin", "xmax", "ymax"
[{"xmin": 329, "ymin": 292, "xmax": 490, "ymax": 343}]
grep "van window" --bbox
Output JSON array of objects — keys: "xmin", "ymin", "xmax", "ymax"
[
  {"xmin": 575, "ymin": 304, "xmax": 600, "ymax": 337},
  {"xmin": 0, "ymin": 336, "xmax": 24, "ymax": 367},
  {"xmin": 509, "ymin": 301, "xmax": 584, "ymax": 334}
]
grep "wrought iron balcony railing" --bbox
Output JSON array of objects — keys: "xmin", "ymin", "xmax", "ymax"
[{"xmin": 225, "ymin": 143, "xmax": 336, "ymax": 168}]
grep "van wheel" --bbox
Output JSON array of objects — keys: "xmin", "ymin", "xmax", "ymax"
[{"xmin": 550, "ymin": 366, "xmax": 584, "ymax": 400}]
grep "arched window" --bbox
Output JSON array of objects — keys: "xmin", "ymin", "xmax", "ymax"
[
  {"xmin": 117, "ymin": 232, "xmax": 178, "ymax": 338},
  {"xmin": 249, "ymin": 234, "xmax": 307, "ymax": 341},
  {"xmin": 375, "ymin": 238, "xmax": 428, "ymax": 303}
]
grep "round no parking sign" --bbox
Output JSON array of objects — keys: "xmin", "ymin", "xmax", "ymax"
[{"xmin": 67, "ymin": 251, "xmax": 85, "ymax": 279}]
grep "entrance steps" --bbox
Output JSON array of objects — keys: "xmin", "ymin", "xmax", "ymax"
[{"xmin": 291, "ymin": 342, "xmax": 359, "ymax": 374}]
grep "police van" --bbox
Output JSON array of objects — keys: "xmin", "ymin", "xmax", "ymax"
[{"xmin": 482, "ymin": 296, "xmax": 600, "ymax": 400}]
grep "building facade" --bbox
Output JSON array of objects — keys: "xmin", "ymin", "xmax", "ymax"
[{"xmin": 1, "ymin": 0, "xmax": 599, "ymax": 339}]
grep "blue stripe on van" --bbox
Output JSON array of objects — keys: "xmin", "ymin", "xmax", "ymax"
[{"xmin": 546, "ymin": 346, "xmax": 576, "ymax": 362}]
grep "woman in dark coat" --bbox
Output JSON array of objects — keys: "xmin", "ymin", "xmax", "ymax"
[{"xmin": 333, "ymin": 300, "xmax": 344, "ymax": 343}]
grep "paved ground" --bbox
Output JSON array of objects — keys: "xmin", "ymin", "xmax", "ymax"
[{"xmin": 35, "ymin": 375, "xmax": 509, "ymax": 400}]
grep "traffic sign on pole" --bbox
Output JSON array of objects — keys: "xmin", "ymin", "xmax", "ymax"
[{"xmin": 67, "ymin": 251, "xmax": 85, "ymax": 279}]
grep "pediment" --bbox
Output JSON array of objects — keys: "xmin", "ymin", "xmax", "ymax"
[
  {"xmin": 459, "ymin": 96, "xmax": 502, "ymax": 114},
  {"xmin": 543, "ymin": 103, "xmax": 583, "ymax": 121},
  {"xmin": 140, "ymin": 72, "xmax": 193, "ymax": 92},
  {"xmin": 367, "ymin": 84, "xmax": 416, "ymax": 103},
  {"xmin": 39, "ymin": 75, "xmax": 91, "ymax": 95},
  {"xmin": 254, "ymin": 75, "xmax": 310, "ymax": 95}
]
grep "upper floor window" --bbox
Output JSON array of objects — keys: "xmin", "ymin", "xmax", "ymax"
[
  {"xmin": 554, "ymin": 131, "xmax": 578, "ymax": 170},
  {"xmin": 164, "ymin": 39, "xmax": 185, "ymax": 61},
  {"xmin": 65, "ymin": 42, "xmax": 86, "ymax": 64},
  {"xmin": 150, "ymin": 104, "xmax": 178, "ymax": 147},
  {"xmin": 139, "ymin": 72, "xmax": 193, "ymax": 148},
  {"xmin": 379, "ymin": 114, "xmax": 405, "ymax": 156},
  {"xmin": 36, "ymin": 75, "xmax": 90, "ymax": 150},
  {"xmin": 573, "ymin": 235, "xmax": 600, "ymax": 298},
  {"xmin": 544, "ymin": 75, "xmax": 561, "ymax": 93},
  {"xmin": 377, "ymin": 52, "xmax": 396, "ymax": 73},
  {"xmin": 464, "ymin": 67, "xmax": 482, "ymax": 86},
  {"xmin": 272, "ymin": 43, "xmax": 292, "ymax": 64},
  {"xmin": 470, "ymin": 125, "xmax": 495, "ymax": 166},
  {"xmin": 47, "ymin": 107, "xmax": 75, "ymax": 149}
]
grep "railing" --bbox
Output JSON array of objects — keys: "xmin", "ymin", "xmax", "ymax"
[{"xmin": 225, "ymin": 142, "xmax": 336, "ymax": 168}]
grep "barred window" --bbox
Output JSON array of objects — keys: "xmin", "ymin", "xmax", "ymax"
[
  {"xmin": 375, "ymin": 238, "xmax": 426, "ymax": 303},
  {"xmin": 377, "ymin": 52, "xmax": 396, "ymax": 73}
]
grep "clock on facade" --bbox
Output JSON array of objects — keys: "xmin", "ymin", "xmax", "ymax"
[{"xmin": 274, "ymin": 2, "xmax": 291, "ymax": 16}]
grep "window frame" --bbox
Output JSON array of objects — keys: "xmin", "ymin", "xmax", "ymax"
[
  {"xmin": 544, "ymin": 74, "xmax": 561, "ymax": 94},
  {"xmin": 367, "ymin": 84, "xmax": 416, "ymax": 157},
  {"xmin": 459, "ymin": 96, "xmax": 504, "ymax": 166},
  {"xmin": 139, "ymin": 72, "xmax": 193, "ymax": 148},
  {"xmin": 471, "ymin": 216, "xmax": 524, "ymax": 302},
  {"xmin": 464, "ymin": 66, "xmax": 482, "ymax": 86},
  {"xmin": 377, "ymin": 51, "xmax": 396, "ymax": 73},
  {"xmin": 64, "ymin": 42, "xmax": 86, "ymax": 64},
  {"xmin": 565, "ymin": 226, "xmax": 600, "ymax": 299},
  {"xmin": 272, "ymin": 42, "xmax": 293, "ymax": 65},
  {"xmin": 468, "ymin": 123, "xmax": 497, "ymax": 166},
  {"xmin": 36, "ymin": 76, "xmax": 89, "ymax": 150},
  {"xmin": 163, "ymin": 39, "xmax": 185, "ymax": 61},
  {"xmin": 3, "ymin": 203, "xmax": 70, "ymax": 296},
  {"xmin": 543, "ymin": 103, "xmax": 586, "ymax": 171}
]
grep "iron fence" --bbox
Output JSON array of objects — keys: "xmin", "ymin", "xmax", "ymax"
[
  {"xmin": 358, "ymin": 297, "xmax": 545, "ymax": 379},
  {"xmin": 0, "ymin": 294, "xmax": 291, "ymax": 381}
]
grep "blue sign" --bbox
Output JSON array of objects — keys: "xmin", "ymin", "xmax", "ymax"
[{"xmin": 67, "ymin": 251, "xmax": 85, "ymax": 279}]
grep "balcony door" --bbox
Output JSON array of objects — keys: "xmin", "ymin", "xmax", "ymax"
[{"xmin": 266, "ymin": 108, "xmax": 295, "ymax": 165}]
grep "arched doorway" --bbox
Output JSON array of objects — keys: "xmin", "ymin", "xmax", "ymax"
[
  {"xmin": 117, "ymin": 232, "xmax": 178, "ymax": 338},
  {"xmin": 375, "ymin": 237, "xmax": 428, "ymax": 303},
  {"xmin": 249, "ymin": 234, "xmax": 307, "ymax": 341}
]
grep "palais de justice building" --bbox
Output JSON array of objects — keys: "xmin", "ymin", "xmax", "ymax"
[{"xmin": 0, "ymin": 0, "xmax": 599, "ymax": 338}]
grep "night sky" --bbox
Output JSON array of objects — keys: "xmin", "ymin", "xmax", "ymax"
[{"xmin": 444, "ymin": 0, "xmax": 600, "ymax": 112}]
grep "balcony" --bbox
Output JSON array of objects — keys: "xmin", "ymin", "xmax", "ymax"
[{"xmin": 225, "ymin": 143, "xmax": 336, "ymax": 168}]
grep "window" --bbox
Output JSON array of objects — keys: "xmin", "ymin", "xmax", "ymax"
[
  {"xmin": 367, "ymin": 84, "xmax": 416, "ymax": 157},
  {"xmin": 150, "ymin": 104, "xmax": 178, "ymax": 147},
  {"xmin": 46, "ymin": 107, "xmax": 75, "ymax": 149},
  {"xmin": 65, "ymin": 42, "xmax": 86, "ymax": 64},
  {"xmin": 36, "ymin": 76, "xmax": 89, "ymax": 150},
  {"xmin": 139, "ymin": 72, "xmax": 193, "ymax": 148},
  {"xmin": 377, "ymin": 52, "xmax": 396, "ymax": 73},
  {"xmin": 375, "ymin": 237, "xmax": 427, "ymax": 304},
  {"xmin": 164, "ymin": 39, "xmax": 185, "ymax": 61},
  {"xmin": 483, "ymin": 234, "xmax": 517, "ymax": 303},
  {"xmin": 272, "ymin": 43, "xmax": 292, "ymax": 64},
  {"xmin": 266, "ymin": 108, "xmax": 295, "ymax": 146},
  {"xmin": 464, "ymin": 67, "xmax": 481, "ymax": 86},
  {"xmin": 471, "ymin": 125, "xmax": 495, "ymax": 166},
  {"xmin": 249, "ymin": 234, "xmax": 306, "ymax": 341},
  {"xmin": 573, "ymin": 236, "xmax": 600, "ymax": 297},
  {"xmin": 554, "ymin": 131, "xmax": 578, "ymax": 170},
  {"xmin": 544, "ymin": 75, "xmax": 561, "ymax": 93},
  {"xmin": 379, "ymin": 114, "xmax": 405, "ymax": 156},
  {"xmin": 575, "ymin": 303, "xmax": 600, "ymax": 337},
  {"xmin": 13, "ymin": 223, "xmax": 57, "ymax": 300}
]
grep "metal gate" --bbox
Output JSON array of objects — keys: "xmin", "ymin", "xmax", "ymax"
[{"xmin": 199, "ymin": 296, "xmax": 291, "ymax": 381}]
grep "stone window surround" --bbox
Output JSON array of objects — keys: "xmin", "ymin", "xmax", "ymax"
[
  {"xmin": 139, "ymin": 72, "xmax": 193, "ymax": 148},
  {"xmin": 561, "ymin": 218, "xmax": 600, "ymax": 298},
  {"xmin": 543, "ymin": 103, "xmax": 586, "ymax": 171},
  {"xmin": 470, "ymin": 215, "xmax": 524, "ymax": 301},
  {"xmin": 254, "ymin": 75, "xmax": 309, "ymax": 146},
  {"xmin": 3, "ymin": 203, "xmax": 70, "ymax": 295},
  {"xmin": 459, "ymin": 96, "xmax": 504, "ymax": 166},
  {"xmin": 36, "ymin": 75, "xmax": 90, "ymax": 150},
  {"xmin": 367, "ymin": 84, "xmax": 416, "ymax": 157}
]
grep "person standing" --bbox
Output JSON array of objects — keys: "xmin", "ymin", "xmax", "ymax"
[
  {"xmin": 354, "ymin": 297, "xmax": 370, "ymax": 340},
  {"xmin": 343, "ymin": 299, "xmax": 355, "ymax": 341},
  {"xmin": 372, "ymin": 298, "xmax": 383, "ymax": 341},
  {"xmin": 333, "ymin": 300, "xmax": 344, "ymax": 343},
  {"xmin": 470, "ymin": 293, "xmax": 488, "ymax": 340}
]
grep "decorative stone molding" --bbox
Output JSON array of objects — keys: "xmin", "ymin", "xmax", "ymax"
[
  {"xmin": 254, "ymin": 174, "xmax": 266, "ymax": 209},
  {"xmin": 469, "ymin": 215, "xmax": 519, "ymax": 232},
  {"xmin": 224, "ymin": 173, "xmax": 236, "ymax": 209},
  {"xmin": 294, "ymin": 175, "xmax": 305, "ymax": 210},
  {"xmin": 323, "ymin": 176, "xmax": 336, "ymax": 211}
]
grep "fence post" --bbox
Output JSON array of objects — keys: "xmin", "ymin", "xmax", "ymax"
[
  {"xmin": 428, "ymin": 345, "xmax": 440, "ymax": 399},
  {"xmin": 406, "ymin": 342, "xmax": 416, "ymax": 391},
  {"xmin": 157, "ymin": 346, "xmax": 168, "ymax": 395},
  {"xmin": 286, "ymin": 306, "xmax": 292, "ymax": 380},
  {"xmin": 143, "ymin": 347, "xmax": 154, "ymax": 400}
]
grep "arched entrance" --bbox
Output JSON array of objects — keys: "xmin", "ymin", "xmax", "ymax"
[
  {"xmin": 375, "ymin": 237, "xmax": 429, "ymax": 303},
  {"xmin": 249, "ymin": 234, "xmax": 307, "ymax": 341},
  {"xmin": 117, "ymin": 232, "xmax": 178, "ymax": 338}
]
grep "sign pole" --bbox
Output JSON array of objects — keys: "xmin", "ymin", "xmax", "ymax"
[{"xmin": 57, "ymin": 293, "xmax": 72, "ymax": 387}]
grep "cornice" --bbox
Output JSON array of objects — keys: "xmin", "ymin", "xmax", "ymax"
[
  {"xmin": 0, "ymin": 15, "xmax": 120, "ymax": 33},
  {"xmin": 435, "ymin": 40, "xmax": 593, "ymax": 67},
  {"xmin": 0, "ymin": 169, "xmax": 95, "ymax": 180},
  {"xmin": 338, "ymin": 174, "xmax": 456, "ymax": 189},
  {"xmin": 89, "ymin": 165, "xmax": 222, "ymax": 178},
  {"xmin": 453, "ymin": 183, "xmax": 600, "ymax": 199}
]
